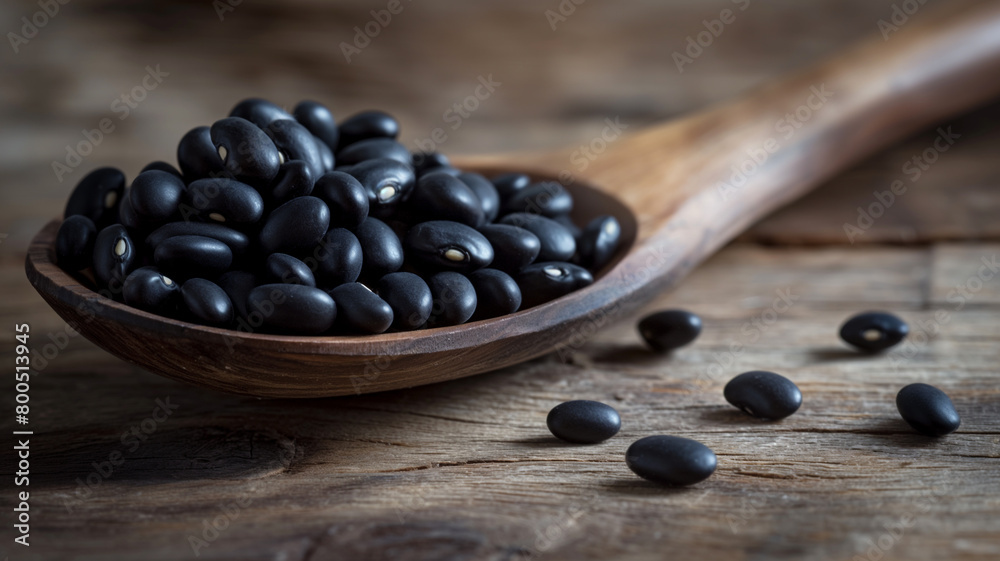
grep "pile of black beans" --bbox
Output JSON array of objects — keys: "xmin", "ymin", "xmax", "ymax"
[
  {"xmin": 543, "ymin": 309, "xmax": 961, "ymax": 487},
  {"xmin": 55, "ymin": 98, "xmax": 622, "ymax": 335}
]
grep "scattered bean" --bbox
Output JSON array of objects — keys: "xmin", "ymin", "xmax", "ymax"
[{"xmin": 546, "ymin": 400, "xmax": 621, "ymax": 444}]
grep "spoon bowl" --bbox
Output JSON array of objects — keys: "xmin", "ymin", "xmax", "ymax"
[{"xmin": 26, "ymin": 0, "xmax": 1000, "ymax": 397}]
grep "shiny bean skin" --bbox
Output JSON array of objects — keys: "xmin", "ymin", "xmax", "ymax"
[
  {"xmin": 337, "ymin": 138, "xmax": 411, "ymax": 166},
  {"xmin": 896, "ymin": 383, "xmax": 961, "ymax": 436},
  {"xmin": 405, "ymin": 221, "xmax": 493, "ymax": 272},
  {"xmin": 145, "ymin": 222, "xmax": 251, "ymax": 258},
  {"xmin": 491, "ymin": 172, "xmax": 531, "ymax": 200},
  {"xmin": 576, "ymin": 215, "xmax": 622, "ymax": 270},
  {"xmin": 408, "ymin": 173, "xmax": 484, "ymax": 227},
  {"xmin": 626, "ymin": 436, "xmax": 717, "ymax": 487},
  {"xmin": 356, "ymin": 217, "xmax": 404, "ymax": 280},
  {"xmin": 499, "ymin": 213, "xmax": 576, "ymax": 262},
  {"xmin": 55, "ymin": 215, "xmax": 97, "ymax": 271},
  {"xmin": 330, "ymin": 282, "xmax": 394, "ymax": 334},
  {"xmin": 153, "ymin": 235, "xmax": 233, "ymax": 279},
  {"xmin": 93, "ymin": 225, "xmax": 137, "ymax": 292},
  {"xmin": 64, "ymin": 167, "xmax": 126, "ymax": 228},
  {"xmin": 412, "ymin": 151, "xmax": 451, "ymax": 176},
  {"xmin": 176, "ymin": 126, "xmax": 225, "ymax": 182},
  {"xmin": 839, "ymin": 311, "xmax": 909, "ymax": 352},
  {"xmin": 248, "ymin": 284, "xmax": 336, "ymax": 334},
  {"xmin": 123, "ymin": 266, "xmax": 180, "ymax": 315},
  {"xmin": 265, "ymin": 253, "xmax": 316, "ymax": 287},
  {"xmin": 118, "ymin": 190, "xmax": 143, "ymax": 231},
  {"xmin": 478, "ymin": 224, "xmax": 541, "ymax": 274},
  {"xmin": 313, "ymin": 171, "xmax": 369, "ymax": 229},
  {"xmin": 315, "ymin": 135, "xmax": 336, "ymax": 173},
  {"xmin": 183, "ymin": 178, "xmax": 265, "ymax": 225},
  {"xmin": 293, "ymin": 100, "xmax": 340, "ymax": 153},
  {"xmin": 128, "ymin": 170, "xmax": 186, "ymax": 224},
  {"xmin": 337, "ymin": 110, "xmax": 400, "ymax": 147},
  {"xmin": 377, "ymin": 272, "xmax": 433, "ymax": 331},
  {"xmin": 311, "ymin": 227, "xmax": 363, "ymax": 287},
  {"xmin": 458, "ymin": 172, "xmax": 500, "ymax": 223},
  {"xmin": 210, "ymin": 117, "xmax": 281, "ymax": 188},
  {"xmin": 469, "ymin": 268, "xmax": 521, "ymax": 321},
  {"xmin": 425, "ymin": 272, "xmax": 477, "ymax": 328},
  {"xmin": 270, "ymin": 160, "xmax": 315, "ymax": 204},
  {"xmin": 229, "ymin": 98, "xmax": 293, "ymax": 129},
  {"xmin": 340, "ymin": 158, "xmax": 415, "ymax": 219},
  {"xmin": 262, "ymin": 119, "xmax": 324, "ymax": 178},
  {"xmin": 518, "ymin": 262, "xmax": 593, "ymax": 309},
  {"xmin": 259, "ymin": 196, "xmax": 330, "ymax": 255},
  {"xmin": 216, "ymin": 270, "xmax": 257, "ymax": 320},
  {"xmin": 140, "ymin": 161, "xmax": 183, "ymax": 180},
  {"xmin": 181, "ymin": 278, "xmax": 234, "ymax": 326},
  {"xmin": 724, "ymin": 371, "xmax": 802, "ymax": 420},
  {"xmin": 501, "ymin": 181, "xmax": 573, "ymax": 218},
  {"xmin": 638, "ymin": 310, "xmax": 702, "ymax": 353}
]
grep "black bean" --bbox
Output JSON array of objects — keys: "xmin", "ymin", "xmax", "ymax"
[
  {"xmin": 259, "ymin": 196, "xmax": 330, "ymax": 255},
  {"xmin": 625, "ymin": 435, "xmax": 717, "ymax": 486},
  {"xmin": 315, "ymin": 135, "xmax": 336, "ymax": 173},
  {"xmin": 469, "ymin": 269, "xmax": 521, "ymax": 321},
  {"xmin": 478, "ymin": 224, "xmax": 541, "ymax": 274},
  {"xmin": 229, "ymin": 98, "xmax": 293, "ymax": 129},
  {"xmin": 376, "ymin": 272, "xmax": 433, "ymax": 331},
  {"xmin": 546, "ymin": 400, "xmax": 621, "ymax": 444},
  {"xmin": 499, "ymin": 213, "xmax": 576, "ymax": 262},
  {"xmin": 340, "ymin": 158, "xmax": 415, "ymax": 219},
  {"xmin": 177, "ymin": 126, "xmax": 225, "ymax": 182},
  {"xmin": 181, "ymin": 278, "xmax": 233, "ymax": 326},
  {"xmin": 210, "ymin": 116, "xmax": 281, "ymax": 189},
  {"xmin": 248, "ymin": 284, "xmax": 336, "ymax": 334},
  {"xmin": 93, "ymin": 225, "xmax": 136, "ymax": 290},
  {"xmin": 577, "ymin": 215, "xmax": 622, "ymax": 270},
  {"xmin": 123, "ymin": 266, "xmax": 180, "ymax": 315},
  {"xmin": 425, "ymin": 272, "xmax": 477, "ymax": 327},
  {"xmin": 311, "ymin": 228, "xmax": 363, "ymax": 288},
  {"xmin": 412, "ymin": 151, "xmax": 451, "ymax": 175},
  {"xmin": 638, "ymin": 310, "xmax": 702, "ymax": 353},
  {"xmin": 724, "ymin": 371, "xmax": 802, "ymax": 420},
  {"xmin": 128, "ymin": 170, "xmax": 186, "ymax": 224},
  {"xmin": 140, "ymin": 161, "xmax": 183, "ymax": 180},
  {"xmin": 405, "ymin": 221, "xmax": 494, "ymax": 272},
  {"xmin": 492, "ymin": 172, "xmax": 530, "ymax": 200},
  {"xmin": 293, "ymin": 100, "xmax": 340, "ymax": 152},
  {"xmin": 356, "ymin": 217, "xmax": 404, "ymax": 280},
  {"xmin": 265, "ymin": 253, "xmax": 316, "ymax": 287},
  {"xmin": 554, "ymin": 214, "xmax": 582, "ymax": 241},
  {"xmin": 64, "ymin": 167, "xmax": 126, "ymax": 228},
  {"xmin": 270, "ymin": 160, "xmax": 315, "ymax": 205},
  {"xmin": 153, "ymin": 235, "xmax": 233, "ymax": 279},
  {"xmin": 839, "ymin": 311, "xmax": 909, "ymax": 352},
  {"xmin": 517, "ymin": 262, "xmax": 593, "ymax": 309},
  {"xmin": 330, "ymin": 282, "xmax": 394, "ymax": 334},
  {"xmin": 408, "ymin": 172, "xmax": 484, "ymax": 227},
  {"xmin": 501, "ymin": 181, "xmax": 573, "ymax": 218},
  {"xmin": 262, "ymin": 119, "xmax": 324, "ymax": 178},
  {"xmin": 55, "ymin": 215, "xmax": 97, "ymax": 271},
  {"xmin": 118, "ymin": 189, "xmax": 143, "ymax": 231},
  {"xmin": 337, "ymin": 138, "xmax": 411, "ymax": 166},
  {"xmin": 216, "ymin": 270, "xmax": 257, "ymax": 320},
  {"xmin": 183, "ymin": 178, "xmax": 265, "ymax": 225},
  {"xmin": 458, "ymin": 172, "xmax": 500, "ymax": 223},
  {"xmin": 338, "ymin": 110, "xmax": 399, "ymax": 147},
  {"xmin": 145, "ymin": 222, "xmax": 251, "ymax": 258},
  {"xmin": 896, "ymin": 383, "xmax": 961, "ymax": 436},
  {"xmin": 313, "ymin": 171, "xmax": 369, "ymax": 229}
]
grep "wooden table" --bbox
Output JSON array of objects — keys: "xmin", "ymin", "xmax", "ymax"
[{"xmin": 1, "ymin": 1, "xmax": 999, "ymax": 559}]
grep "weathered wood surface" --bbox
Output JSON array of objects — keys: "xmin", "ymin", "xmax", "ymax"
[{"xmin": 2, "ymin": 0, "xmax": 1000, "ymax": 559}]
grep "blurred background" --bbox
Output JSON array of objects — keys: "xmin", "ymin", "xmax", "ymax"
[{"xmin": 2, "ymin": 0, "xmax": 998, "ymax": 256}]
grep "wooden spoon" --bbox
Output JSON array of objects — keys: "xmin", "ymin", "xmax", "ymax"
[{"xmin": 26, "ymin": 0, "xmax": 1000, "ymax": 398}]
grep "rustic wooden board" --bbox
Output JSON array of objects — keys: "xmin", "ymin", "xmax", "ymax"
[{"xmin": 2, "ymin": 243, "xmax": 999, "ymax": 560}]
